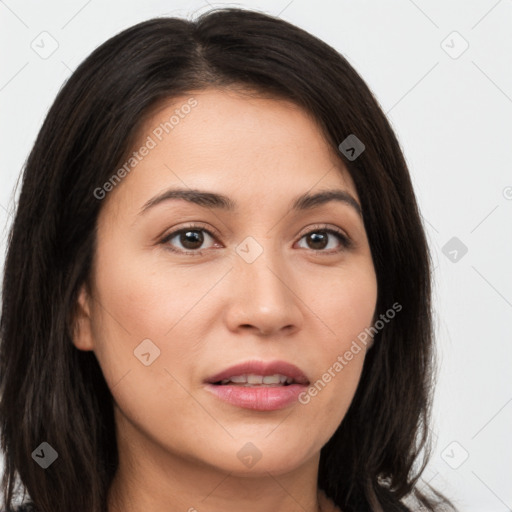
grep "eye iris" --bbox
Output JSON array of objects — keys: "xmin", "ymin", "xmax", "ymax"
[
  {"xmin": 308, "ymin": 231, "xmax": 328, "ymax": 250},
  {"xmin": 181, "ymin": 230, "xmax": 204, "ymax": 250}
]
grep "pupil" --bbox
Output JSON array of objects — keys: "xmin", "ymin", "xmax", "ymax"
[
  {"xmin": 309, "ymin": 232, "xmax": 327, "ymax": 250},
  {"xmin": 181, "ymin": 230, "xmax": 203, "ymax": 249}
]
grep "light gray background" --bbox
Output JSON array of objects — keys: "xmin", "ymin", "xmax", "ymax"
[{"xmin": 1, "ymin": 1, "xmax": 511, "ymax": 510}]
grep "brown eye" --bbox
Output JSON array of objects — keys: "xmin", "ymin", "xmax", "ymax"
[
  {"xmin": 297, "ymin": 227, "xmax": 351, "ymax": 253},
  {"xmin": 178, "ymin": 230, "xmax": 204, "ymax": 250},
  {"xmin": 161, "ymin": 226, "xmax": 218, "ymax": 255},
  {"xmin": 305, "ymin": 231, "xmax": 329, "ymax": 250}
]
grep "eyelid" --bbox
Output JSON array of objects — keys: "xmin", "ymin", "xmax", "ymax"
[
  {"xmin": 160, "ymin": 222, "xmax": 220, "ymax": 255},
  {"xmin": 297, "ymin": 223, "xmax": 349, "ymax": 241},
  {"xmin": 296, "ymin": 223, "xmax": 353, "ymax": 251},
  {"xmin": 160, "ymin": 222, "xmax": 353, "ymax": 255}
]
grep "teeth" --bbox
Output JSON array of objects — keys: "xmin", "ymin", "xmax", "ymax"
[
  {"xmin": 229, "ymin": 375, "xmax": 247, "ymax": 383},
  {"xmin": 219, "ymin": 373, "xmax": 294, "ymax": 385}
]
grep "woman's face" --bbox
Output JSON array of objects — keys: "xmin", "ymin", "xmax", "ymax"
[{"xmin": 74, "ymin": 88, "xmax": 377, "ymax": 478}]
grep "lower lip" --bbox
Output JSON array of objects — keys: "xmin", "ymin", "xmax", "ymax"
[{"xmin": 204, "ymin": 383, "xmax": 307, "ymax": 411}]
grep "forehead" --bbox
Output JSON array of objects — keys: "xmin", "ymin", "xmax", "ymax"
[{"xmin": 102, "ymin": 88, "xmax": 358, "ymax": 216}]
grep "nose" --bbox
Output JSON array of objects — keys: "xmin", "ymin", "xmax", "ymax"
[{"xmin": 223, "ymin": 244, "xmax": 304, "ymax": 337}]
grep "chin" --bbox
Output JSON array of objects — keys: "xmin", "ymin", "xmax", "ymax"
[{"xmin": 202, "ymin": 440, "xmax": 316, "ymax": 476}]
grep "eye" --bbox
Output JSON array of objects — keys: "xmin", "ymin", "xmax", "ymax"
[
  {"xmin": 160, "ymin": 224, "xmax": 219, "ymax": 255},
  {"xmin": 296, "ymin": 225, "xmax": 352, "ymax": 253},
  {"xmin": 160, "ymin": 223, "xmax": 352, "ymax": 256}
]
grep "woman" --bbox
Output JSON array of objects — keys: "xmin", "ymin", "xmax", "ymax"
[{"xmin": 0, "ymin": 7, "xmax": 456, "ymax": 512}]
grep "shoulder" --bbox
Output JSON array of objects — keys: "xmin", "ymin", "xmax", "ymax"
[
  {"xmin": 318, "ymin": 489, "xmax": 342, "ymax": 512},
  {"xmin": 2, "ymin": 504, "xmax": 38, "ymax": 512}
]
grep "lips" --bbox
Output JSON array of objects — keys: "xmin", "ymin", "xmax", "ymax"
[
  {"xmin": 203, "ymin": 360, "xmax": 310, "ymax": 411},
  {"xmin": 204, "ymin": 360, "xmax": 310, "ymax": 386}
]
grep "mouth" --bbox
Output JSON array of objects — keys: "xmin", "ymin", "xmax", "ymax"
[
  {"xmin": 211, "ymin": 373, "xmax": 306, "ymax": 387},
  {"xmin": 204, "ymin": 360, "xmax": 310, "ymax": 387},
  {"xmin": 203, "ymin": 360, "xmax": 310, "ymax": 411}
]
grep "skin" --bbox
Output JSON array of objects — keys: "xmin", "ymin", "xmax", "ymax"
[{"xmin": 72, "ymin": 88, "xmax": 378, "ymax": 512}]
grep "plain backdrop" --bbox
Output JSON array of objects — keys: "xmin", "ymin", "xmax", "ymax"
[{"xmin": 1, "ymin": 1, "xmax": 511, "ymax": 511}]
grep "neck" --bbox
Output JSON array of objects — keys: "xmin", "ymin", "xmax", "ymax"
[
  {"xmin": 107, "ymin": 411, "xmax": 325, "ymax": 512},
  {"xmin": 108, "ymin": 468, "xmax": 325, "ymax": 512}
]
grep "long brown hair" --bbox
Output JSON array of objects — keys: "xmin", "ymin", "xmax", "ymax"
[{"xmin": 0, "ymin": 8, "xmax": 455, "ymax": 512}]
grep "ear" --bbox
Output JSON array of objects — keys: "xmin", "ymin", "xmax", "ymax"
[{"xmin": 70, "ymin": 283, "xmax": 95, "ymax": 351}]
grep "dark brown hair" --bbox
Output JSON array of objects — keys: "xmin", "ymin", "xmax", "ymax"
[{"xmin": 0, "ymin": 8, "xmax": 455, "ymax": 512}]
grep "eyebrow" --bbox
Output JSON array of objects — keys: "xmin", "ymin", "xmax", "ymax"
[{"xmin": 139, "ymin": 187, "xmax": 362, "ymax": 217}]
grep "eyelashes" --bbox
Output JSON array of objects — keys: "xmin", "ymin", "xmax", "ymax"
[
  {"xmin": 159, "ymin": 223, "xmax": 353, "ymax": 256},
  {"xmin": 296, "ymin": 225, "xmax": 352, "ymax": 253},
  {"xmin": 160, "ymin": 224, "xmax": 220, "ymax": 256}
]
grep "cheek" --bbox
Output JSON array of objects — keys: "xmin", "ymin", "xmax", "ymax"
[
  {"xmin": 89, "ymin": 235, "xmax": 225, "ymax": 391},
  {"xmin": 299, "ymin": 262, "xmax": 376, "ymax": 428},
  {"xmin": 310, "ymin": 258, "xmax": 377, "ymax": 346},
  {"xmin": 89, "ymin": 250, "xmax": 211, "ymax": 441},
  {"xmin": 92, "ymin": 233, "xmax": 205, "ymax": 338}
]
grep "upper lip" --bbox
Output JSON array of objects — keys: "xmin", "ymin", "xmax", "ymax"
[{"xmin": 205, "ymin": 360, "xmax": 310, "ymax": 385}]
